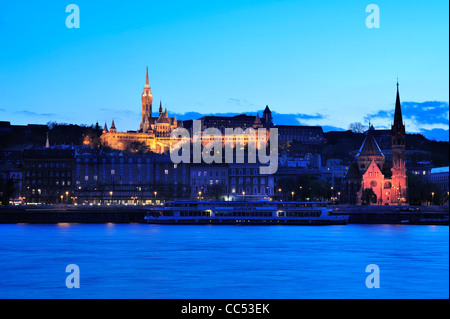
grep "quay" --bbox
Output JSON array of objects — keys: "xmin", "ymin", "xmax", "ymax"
[
  {"xmin": 0, "ymin": 205, "xmax": 148, "ymax": 224},
  {"xmin": 0, "ymin": 204, "xmax": 448, "ymax": 225},
  {"xmin": 331, "ymin": 205, "xmax": 449, "ymax": 225}
]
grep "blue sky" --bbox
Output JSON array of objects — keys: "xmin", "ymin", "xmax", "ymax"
[{"xmin": 0, "ymin": 0, "xmax": 448, "ymax": 140}]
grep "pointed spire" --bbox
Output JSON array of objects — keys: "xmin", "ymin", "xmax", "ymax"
[
  {"xmin": 159, "ymin": 101, "xmax": 163, "ymax": 115},
  {"xmin": 103, "ymin": 122, "xmax": 108, "ymax": 133},
  {"xmin": 144, "ymin": 66, "xmax": 150, "ymax": 88},
  {"xmin": 110, "ymin": 119, "xmax": 116, "ymax": 132},
  {"xmin": 45, "ymin": 132, "xmax": 50, "ymax": 149},
  {"xmin": 254, "ymin": 112, "xmax": 261, "ymax": 124},
  {"xmin": 164, "ymin": 108, "xmax": 168, "ymax": 117},
  {"xmin": 393, "ymin": 80, "xmax": 404, "ymax": 130}
]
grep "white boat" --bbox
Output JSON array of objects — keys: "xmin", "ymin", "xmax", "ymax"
[{"xmin": 145, "ymin": 201, "xmax": 349, "ymax": 225}]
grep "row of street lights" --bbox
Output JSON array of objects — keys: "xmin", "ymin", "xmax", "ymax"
[{"xmin": 275, "ymin": 186, "xmax": 341, "ymax": 203}]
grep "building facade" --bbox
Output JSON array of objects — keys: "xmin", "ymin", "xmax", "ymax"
[
  {"xmin": 22, "ymin": 149, "xmax": 75, "ymax": 204},
  {"xmin": 189, "ymin": 164, "xmax": 228, "ymax": 200},
  {"xmin": 276, "ymin": 125, "xmax": 325, "ymax": 145},
  {"xmin": 74, "ymin": 150, "xmax": 189, "ymax": 204},
  {"xmin": 430, "ymin": 167, "xmax": 449, "ymax": 195},
  {"xmin": 228, "ymin": 163, "xmax": 275, "ymax": 200}
]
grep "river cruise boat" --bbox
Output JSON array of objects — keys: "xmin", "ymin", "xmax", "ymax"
[{"xmin": 145, "ymin": 201, "xmax": 349, "ymax": 225}]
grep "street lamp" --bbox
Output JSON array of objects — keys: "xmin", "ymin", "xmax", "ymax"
[
  {"xmin": 154, "ymin": 191, "xmax": 157, "ymax": 204},
  {"xmin": 291, "ymin": 191, "xmax": 294, "ymax": 201},
  {"xmin": 431, "ymin": 192, "xmax": 435, "ymax": 206},
  {"xmin": 242, "ymin": 191, "xmax": 245, "ymax": 201},
  {"xmin": 109, "ymin": 191, "xmax": 113, "ymax": 204}
]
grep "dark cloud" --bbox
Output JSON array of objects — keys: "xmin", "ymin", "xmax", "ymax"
[
  {"xmin": 420, "ymin": 128, "xmax": 449, "ymax": 141},
  {"xmin": 174, "ymin": 110, "xmax": 327, "ymax": 125},
  {"xmin": 364, "ymin": 101, "xmax": 449, "ymax": 141},
  {"xmin": 365, "ymin": 101, "xmax": 449, "ymax": 125}
]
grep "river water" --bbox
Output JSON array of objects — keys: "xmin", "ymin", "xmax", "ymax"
[{"xmin": 0, "ymin": 223, "xmax": 448, "ymax": 299}]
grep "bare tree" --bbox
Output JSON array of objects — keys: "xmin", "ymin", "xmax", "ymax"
[{"xmin": 348, "ymin": 122, "xmax": 366, "ymax": 133}]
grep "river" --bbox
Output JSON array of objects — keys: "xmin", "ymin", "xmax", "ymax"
[{"xmin": 0, "ymin": 223, "xmax": 448, "ymax": 298}]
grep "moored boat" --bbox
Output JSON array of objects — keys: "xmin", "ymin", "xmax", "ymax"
[{"xmin": 145, "ymin": 201, "xmax": 349, "ymax": 225}]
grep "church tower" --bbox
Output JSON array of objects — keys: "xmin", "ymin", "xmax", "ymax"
[
  {"xmin": 391, "ymin": 81, "xmax": 408, "ymax": 204},
  {"xmin": 141, "ymin": 66, "xmax": 153, "ymax": 132},
  {"xmin": 263, "ymin": 105, "xmax": 274, "ymax": 127}
]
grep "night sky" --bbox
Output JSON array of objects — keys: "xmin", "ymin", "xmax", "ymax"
[{"xmin": 0, "ymin": 0, "xmax": 448, "ymax": 140}]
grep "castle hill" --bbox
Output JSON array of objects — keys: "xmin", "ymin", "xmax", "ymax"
[{"xmin": 0, "ymin": 68, "xmax": 448, "ymax": 225}]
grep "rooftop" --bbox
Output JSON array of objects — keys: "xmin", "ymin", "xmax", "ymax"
[{"xmin": 431, "ymin": 166, "xmax": 449, "ymax": 174}]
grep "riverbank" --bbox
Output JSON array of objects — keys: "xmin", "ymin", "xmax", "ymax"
[
  {"xmin": 0, "ymin": 204, "xmax": 448, "ymax": 225},
  {"xmin": 331, "ymin": 205, "xmax": 449, "ymax": 225}
]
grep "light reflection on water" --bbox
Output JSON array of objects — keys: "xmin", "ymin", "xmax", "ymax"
[{"xmin": 0, "ymin": 224, "xmax": 448, "ymax": 299}]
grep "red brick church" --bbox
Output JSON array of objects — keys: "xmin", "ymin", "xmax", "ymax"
[{"xmin": 342, "ymin": 82, "xmax": 408, "ymax": 205}]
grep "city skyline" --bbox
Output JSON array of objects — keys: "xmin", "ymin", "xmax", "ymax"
[{"xmin": 0, "ymin": 0, "xmax": 448, "ymax": 141}]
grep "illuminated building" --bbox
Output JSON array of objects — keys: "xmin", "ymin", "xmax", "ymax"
[
  {"xmin": 101, "ymin": 67, "xmax": 182, "ymax": 154},
  {"xmin": 342, "ymin": 82, "xmax": 408, "ymax": 205}
]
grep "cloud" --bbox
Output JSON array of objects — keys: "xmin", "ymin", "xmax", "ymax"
[
  {"xmin": 293, "ymin": 113, "xmax": 327, "ymax": 125},
  {"xmin": 419, "ymin": 128, "xmax": 449, "ymax": 141},
  {"xmin": 14, "ymin": 110, "xmax": 56, "ymax": 117},
  {"xmin": 227, "ymin": 98, "xmax": 255, "ymax": 108},
  {"xmin": 99, "ymin": 108, "xmax": 137, "ymax": 117},
  {"xmin": 365, "ymin": 101, "xmax": 449, "ymax": 126},
  {"xmin": 364, "ymin": 101, "xmax": 449, "ymax": 141}
]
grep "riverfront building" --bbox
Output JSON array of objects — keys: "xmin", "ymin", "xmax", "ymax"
[
  {"xmin": 73, "ymin": 150, "xmax": 190, "ymax": 205},
  {"xmin": 22, "ymin": 148, "xmax": 75, "ymax": 204}
]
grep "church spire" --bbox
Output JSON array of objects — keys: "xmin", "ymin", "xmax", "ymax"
[
  {"xmin": 45, "ymin": 132, "xmax": 50, "ymax": 149},
  {"xmin": 392, "ymin": 80, "xmax": 405, "ymax": 136},
  {"xmin": 145, "ymin": 66, "xmax": 150, "ymax": 88},
  {"xmin": 394, "ymin": 80, "xmax": 403, "ymax": 127}
]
